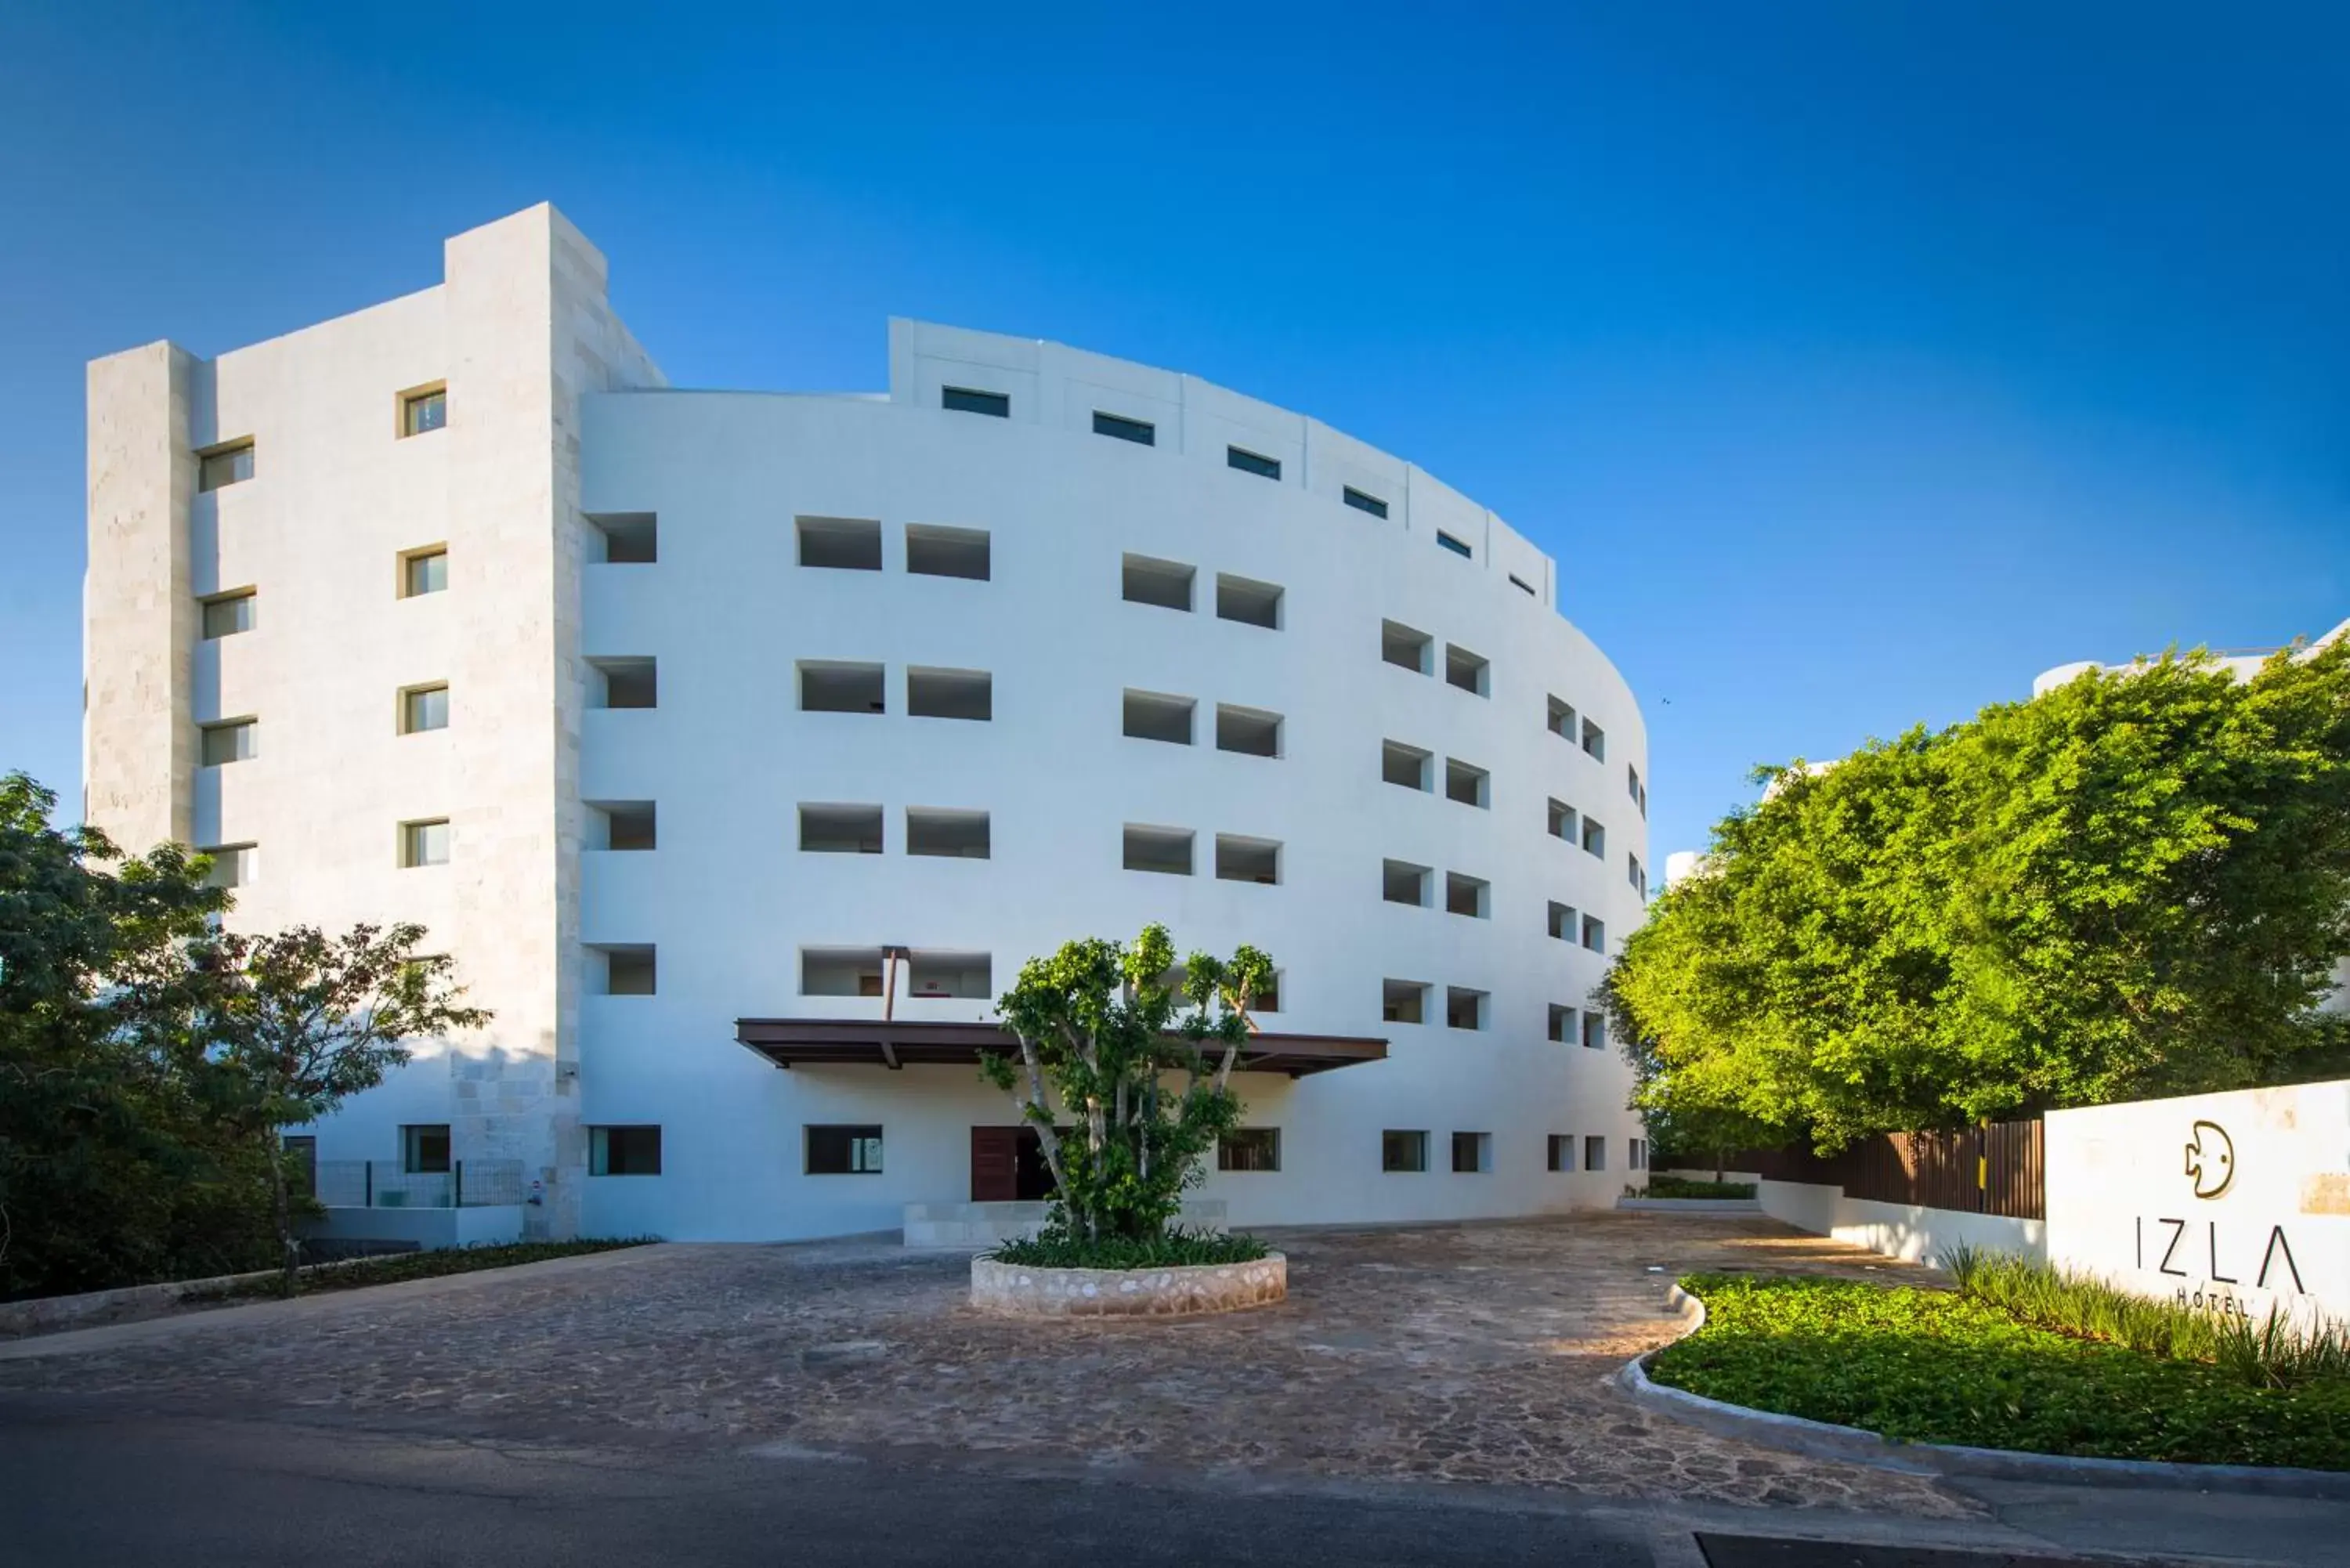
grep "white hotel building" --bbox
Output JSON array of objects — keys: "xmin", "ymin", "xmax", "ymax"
[{"xmin": 82, "ymin": 204, "xmax": 1651, "ymax": 1243}]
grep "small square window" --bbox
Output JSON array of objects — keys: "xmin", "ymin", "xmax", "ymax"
[
  {"xmin": 1215, "ymin": 573, "xmax": 1283, "ymax": 630},
  {"xmin": 1547, "ymin": 695, "xmax": 1577, "ymax": 739},
  {"xmin": 401, "ymin": 547, "xmax": 449, "ymax": 598},
  {"xmin": 942, "ymin": 386, "xmax": 1009, "ymax": 417},
  {"xmin": 1123, "ymin": 824, "xmax": 1194, "ymax": 876},
  {"xmin": 1382, "ymin": 1129, "xmax": 1430, "ymax": 1172},
  {"xmin": 1548, "ymin": 1135, "xmax": 1576, "ymax": 1172},
  {"xmin": 907, "ymin": 667, "xmax": 992, "ymax": 721},
  {"xmin": 1381, "ymin": 979, "xmax": 1429, "ymax": 1024},
  {"xmin": 807, "ymin": 1124, "xmax": 885, "ymax": 1173},
  {"xmin": 1436, "ymin": 531, "xmax": 1472, "ymax": 559},
  {"xmin": 588, "ymin": 512, "xmax": 657, "ymax": 563},
  {"xmin": 200, "ymin": 720, "xmax": 256, "ymax": 767},
  {"xmin": 1452, "ymin": 1132, "xmax": 1490, "ymax": 1173},
  {"xmin": 1582, "ymin": 818, "xmax": 1607, "ymax": 859},
  {"xmin": 1548, "ymin": 798, "xmax": 1578, "ymax": 841},
  {"xmin": 590, "ymin": 1125, "xmax": 662, "ymax": 1176},
  {"xmin": 1446, "ymin": 987, "xmax": 1486, "ymax": 1031},
  {"xmin": 400, "ymin": 684, "xmax": 450, "ymax": 735},
  {"xmin": 591, "ymin": 801, "xmax": 657, "ymax": 851},
  {"xmin": 1219, "ymin": 1129, "xmax": 1280, "ymax": 1172},
  {"xmin": 1444, "ymin": 758, "xmax": 1488, "ymax": 808},
  {"xmin": 1444, "ymin": 645, "xmax": 1489, "ymax": 697},
  {"xmin": 1343, "ymin": 486, "xmax": 1388, "ymax": 519},
  {"xmin": 1582, "ymin": 915, "xmax": 1607, "ymax": 954},
  {"xmin": 592, "ymin": 945, "xmax": 656, "ymax": 995},
  {"xmin": 1381, "ymin": 620, "xmax": 1433, "ymax": 674},
  {"xmin": 1582, "ymin": 1011, "xmax": 1607, "ymax": 1050},
  {"xmin": 1214, "ymin": 834, "xmax": 1281, "ymax": 886},
  {"xmin": 801, "ymin": 803, "xmax": 884, "ymax": 854},
  {"xmin": 1582, "ymin": 718, "xmax": 1607, "ymax": 761},
  {"xmin": 1215, "ymin": 704, "xmax": 1282, "ymax": 758},
  {"xmin": 200, "ymin": 843, "xmax": 255, "ymax": 891},
  {"xmin": 1585, "ymin": 1135, "xmax": 1607, "ymax": 1172},
  {"xmin": 400, "ymin": 385, "xmax": 446, "ymax": 438},
  {"xmin": 1093, "ymin": 410, "xmax": 1155, "ymax": 445},
  {"xmin": 1227, "ymin": 446, "xmax": 1281, "ymax": 480},
  {"xmin": 1630, "ymin": 1138, "xmax": 1649, "ymax": 1172},
  {"xmin": 400, "ymin": 818, "xmax": 451, "ymax": 868},
  {"xmin": 201, "ymin": 591, "xmax": 255, "ymax": 639},
  {"xmin": 1122, "ymin": 554, "xmax": 1195, "ymax": 612},
  {"xmin": 1123, "ymin": 689, "xmax": 1196, "ymax": 746},
  {"xmin": 198, "ymin": 443, "xmax": 254, "ymax": 492},
  {"xmin": 1382, "ymin": 858, "xmax": 1430, "ymax": 907},
  {"xmin": 1548, "ymin": 1004, "xmax": 1574, "ymax": 1044},
  {"xmin": 800, "ymin": 661, "xmax": 886, "ymax": 714},
  {"xmin": 1629, "ymin": 855, "xmax": 1648, "ymax": 898},
  {"xmin": 590, "ymin": 658, "xmax": 657, "ymax": 709},
  {"xmin": 1549, "ymin": 901, "xmax": 1576, "ymax": 941},
  {"xmin": 906, "ymin": 524, "xmax": 990, "ymax": 581},
  {"xmin": 906, "ymin": 807, "xmax": 990, "ymax": 859},
  {"xmin": 1382, "ymin": 739, "xmax": 1433, "ymax": 791},
  {"xmin": 1444, "ymin": 872, "xmax": 1488, "ymax": 919},
  {"xmin": 798, "ymin": 515, "xmax": 883, "ymax": 570},
  {"xmin": 401, "ymin": 1123, "xmax": 451, "ymax": 1174}
]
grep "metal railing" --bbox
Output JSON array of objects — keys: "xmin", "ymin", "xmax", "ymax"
[{"xmin": 312, "ymin": 1159, "xmax": 526, "ymax": 1209}]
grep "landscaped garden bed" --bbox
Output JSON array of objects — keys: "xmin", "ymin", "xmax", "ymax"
[
  {"xmin": 190, "ymin": 1239, "xmax": 649, "ymax": 1302},
  {"xmin": 1640, "ymin": 1176, "xmax": 1757, "ymax": 1201},
  {"xmin": 1647, "ymin": 1267, "xmax": 2350, "ymax": 1470}
]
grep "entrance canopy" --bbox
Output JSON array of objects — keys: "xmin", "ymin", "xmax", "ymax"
[{"xmin": 733, "ymin": 1018, "xmax": 1386, "ymax": 1078}]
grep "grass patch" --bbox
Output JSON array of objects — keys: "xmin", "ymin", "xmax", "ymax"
[
  {"xmin": 989, "ymin": 1230, "xmax": 1268, "ymax": 1270},
  {"xmin": 195, "ymin": 1238, "xmax": 650, "ymax": 1302},
  {"xmin": 1636, "ymin": 1176, "xmax": 1757, "ymax": 1200},
  {"xmin": 1650, "ymin": 1273, "xmax": 2350, "ymax": 1469}
]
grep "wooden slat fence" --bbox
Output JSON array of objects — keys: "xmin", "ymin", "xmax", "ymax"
[{"xmin": 1705, "ymin": 1118, "xmax": 2044, "ymax": 1220}]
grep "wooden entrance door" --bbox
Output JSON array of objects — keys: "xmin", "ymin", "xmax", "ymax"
[{"xmin": 971, "ymin": 1126, "xmax": 1021, "ymax": 1201}]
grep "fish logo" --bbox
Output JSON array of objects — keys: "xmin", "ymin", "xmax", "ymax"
[{"xmin": 2184, "ymin": 1121, "xmax": 2234, "ymax": 1199}]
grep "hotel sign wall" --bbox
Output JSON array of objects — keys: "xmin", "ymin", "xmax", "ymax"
[{"xmin": 2044, "ymin": 1081, "xmax": 2349, "ymax": 1330}]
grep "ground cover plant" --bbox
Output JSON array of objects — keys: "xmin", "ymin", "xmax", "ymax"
[
  {"xmin": 194, "ymin": 1238, "xmax": 647, "ymax": 1302},
  {"xmin": 1650, "ymin": 1272, "xmax": 2350, "ymax": 1469},
  {"xmin": 989, "ymin": 1230, "xmax": 1266, "ymax": 1270},
  {"xmin": 1636, "ymin": 1176, "xmax": 1757, "ymax": 1200}
]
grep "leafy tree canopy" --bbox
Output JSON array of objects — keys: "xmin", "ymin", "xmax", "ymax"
[{"xmin": 1604, "ymin": 641, "xmax": 2350, "ymax": 1151}]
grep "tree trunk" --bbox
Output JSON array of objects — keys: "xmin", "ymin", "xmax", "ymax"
[
  {"xmin": 268, "ymin": 1133, "xmax": 298, "ymax": 1299},
  {"xmin": 1714, "ymin": 1147, "xmax": 1727, "ymax": 1185}
]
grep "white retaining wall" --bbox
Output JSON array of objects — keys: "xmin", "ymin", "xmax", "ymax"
[{"xmin": 1661, "ymin": 1168, "xmax": 2044, "ymax": 1268}]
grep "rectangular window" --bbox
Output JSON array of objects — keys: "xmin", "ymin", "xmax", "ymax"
[
  {"xmin": 1343, "ymin": 486, "xmax": 1388, "ymax": 519},
  {"xmin": 1123, "ymin": 824, "xmax": 1195, "ymax": 876},
  {"xmin": 200, "ymin": 843, "xmax": 255, "ymax": 890},
  {"xmin": 942, "ymin": 386, "xmax": 1009, "ymax": 417},
  {"xmin": 908, "ymin": 950, "xmax": 992, "ymax": 999},
  {"xmin": 200, "ymin": 720, "xmax": 256, "ymax": 766},
  {"xmin": 1582, "ymin": 718, "xmax": 1607, "ymax": 761},
  {"xmin": 1546, "ymin": 695, "xmax": 1576, "ymax": 739},
  {"xmin": 1548, "ymin": 1004, "xmax": 1574, "ymax": 1044},
  {"xmin": 1123, "ymin": 688, "xmax": 1196, "ymax": 745},
  {"xmin": 907, "ymin": 667, "xmax": 992, "ymax": 721},
  {"xmin": 589, "ymin": 658, "xmax": 657, "ymax": 710},
  {"xmin": 1382, "ymin": 979, "xmax": 1429, "ymax": 1024},
  {"xmin": 1629, "ymin": 764, "xmax": 1645, "ymax": 811},
  {"xmin": 198, "ymin": 442, "xmax": 254, "ymax": 492},
  {"xmin": 1227, "ymin": 446, "xmax": 1281, "ymax": 480},
  {"xmin": 1093, "ymin": 410, "xmax": 1155, "ymax": 445},
  {"xmin": 1382, "ymin": 858, "xmax": 1430, "ymax": 907},
  {"xmin": 1436, "ymin": 531, "xmax": 1472, "ymax": 559},
  {"xmin": 800, "ymin": 661, "xmax": 887, "ymax": 714},
  {"xmin": 401, "ymin": 1124, "xmax": 450, "ymax": 1175},
  {"xmin": 590, "ymin": 1125, "xmax": 662, "ymax": 1176},
  {"xmin": 1630, "ymin": 1138, "xmax": 1649, "ymax": 1172},
  {"xmin": 1582, "ymin": 1011, "xmax": 1607, "ymax": 1050},
  {"xmin": 1443, "ymin": 758, "xmax": 1488, "ymax": 808},
  {"xmin": 592, "ymin": 945, "xmax": 656, "ymax": 995},
  {"xmin": 906, "ymin": 524, "xmax": 991, "ymax": 580},
  {"xmin": 1214, "ymin": 573, "xmax": 1283, "ymax": 630},
  {"xmin": 1582, "ymin": 818, "xmax": 1606, "ymax": 859},
  {"xmin": 1582, "ymin": 914, "xmax": 1607, "ymax": 953},
  {"xmin": 906, "ymin": 807, "xmax": 990, "ymax": 859},
  {"xmin": 807, "ymin": 1124, "xmax": 884, "ymax": 1174},
  {"xmin": 801, "ymin": 948, "xmax": 884, "ymax": 998},
  {"xmin": 801, "ymin": 803, "xmax": 884, "ymax": 854},
  {"xmin": 591, "ymin": 801, "xmax": 657, "ymax": 851},
  {"xmin": 797, "ymin": 515, "xmax": 883, "ymax": 570},
  {"xmin": 1382, "ymin": 740, "xmax": 1433, "ymax": 792},
  {"xmin": 1446, "ymin": 987, "xmax": 1486, "ymax": 1031},
  {"xmin": 588, "ymin": 512, "xmax": 657, "ymax": 563},
  {"xmin": 201, "ymin": 591, "xmax": 255, "ymax": 639},
  {"xmin": 1382, "ymin": 1129, "xmax": 1430, "ymax": 1172},
  {"xmin": 1629, "ymin": 855, "xmax": 1647, "ymax": 898},
  {"xmin": 1444, "ymin": 645, "xmax": 1489, "ymax": 696},
  {"xmin": 1548, "ymin": 901, "xmax": 1575, "ymax": 941},
  {"xmin": 1381, "ymin": 620, "xmax": 1433, "ymax": 674},
  {"xmin": 400, "ymin": 385, "xmax": 446, "ymax": 438},
  {"xmin": 1508, "ymin": 574, "xmax": 1536, "ymax": 597},
  {"xmin": 1452, "ymin": 1131, "xmax": 1490, "ymax": 1173},
  {"xmin": 1215, "ymin": 704, "xmax": 1282, "ymax": 757},
  {"xmin": 1219, "ymin": 1128, "xmax": 1280, "ymax": 1172},
  {"xmin": 1548, "ymin": 798, "xmax": 1577, "ymax": 840},
  {"xmin": 1444, "ymin": 872, "xmax": 1488, "ymax": 919},
  {"xmin": 401, "ymin": 547, "xmax": 449, "ymax": 598},
  {"xmin": 1585, "ymin": 1135, "xmax": 1607, "ymax": 1172},
  {"xmin": 1214, "ymin": 834, "xmax": 1281, "ymax": 886},
  {"xmin": 1548, "ymin": 1134, "xmax": 1576, "ymax": 1172},
  {"xmin": 400, "ymin": 684, "xmax": 450, "ymax": 735},
  {"xmin": 1121, "ymin": 553, "xmax": 1195, "ymax": 612},
  {"xmin": 400, "ymin": 818, "xmax": 451, "ymax": 869}
]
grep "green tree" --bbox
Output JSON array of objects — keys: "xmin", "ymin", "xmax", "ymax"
[
  {"xmin": 982, "ymin": 924, "xmax": 1270, "ymax": 1245},
  {"xmin": 1605, "ymin": 641, "xmax": 2350, "ymax": 1150},
  {"xmin": 176, "ymin": 925, "xmax": 490, "ymax": 1296}
]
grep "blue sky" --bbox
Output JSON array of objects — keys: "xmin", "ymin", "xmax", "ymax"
[{"xmin": 2, "ymin": 3, "xmax": 2342, "ymax": 865}]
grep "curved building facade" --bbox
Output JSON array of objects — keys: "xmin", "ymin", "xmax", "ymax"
[{"xmin": 82, "ymin": 204, "xmax": 1650, "ymax": 1244}]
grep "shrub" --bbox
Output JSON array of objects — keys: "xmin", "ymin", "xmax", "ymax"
[
  {"xmin": 989, "ymin": 1230, "xmax": 1268, "ymax": 1270},
  {"xmin": 1636, "ymin": 1176, "xmax": 1757, "ymax": 1200}
]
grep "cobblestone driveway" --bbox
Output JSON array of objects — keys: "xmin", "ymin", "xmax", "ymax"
[{"xmin": 0, "ymin": 1215, "xmax": 1972, "ymax": 1516}]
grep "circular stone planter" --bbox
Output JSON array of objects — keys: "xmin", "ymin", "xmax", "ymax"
[{"xmin": 971, "ymin": 1252, "xmax": 1286, "ymax": 1317}]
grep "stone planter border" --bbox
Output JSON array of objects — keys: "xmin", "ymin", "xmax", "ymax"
[
  {"xmin": 1620, "ymin": 1283, "xmax": 2350, "ymax": 1500},
  {"xmin": 971, "ymin": 1251, "xmax": 1286, "ymax": 1317}
]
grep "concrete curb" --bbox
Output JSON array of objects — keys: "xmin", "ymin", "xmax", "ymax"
[
  {"xmin": 0, "ymin": 1253, "xmax": 396, "ymax": 1340},
  {"xmin": 1619, "ymin": 1282, "xmax": 2350, "ymax": 1501}
]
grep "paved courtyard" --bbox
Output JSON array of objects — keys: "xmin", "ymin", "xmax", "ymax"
[{"xmin": 0, "ymin": 1214, "xmax": 1973, "ymax": 1517}]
